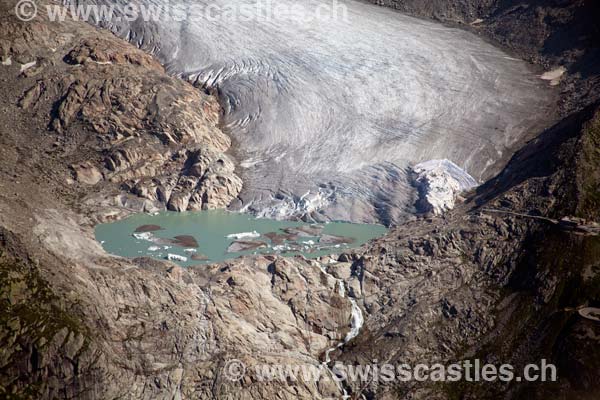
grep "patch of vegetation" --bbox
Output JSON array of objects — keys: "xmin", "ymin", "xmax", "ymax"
[
  {"xmin": 0, "ymin": 250, "xmax": 90, "ymax": 398},
  {"xmin": 576, "ymin": 111, "xmax": 600, "ymax": 221}
]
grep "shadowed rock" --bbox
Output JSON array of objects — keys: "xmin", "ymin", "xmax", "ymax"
[
  {"xmin": 191, "ymin": 253, "xmax": 210, "ymax": 261},
  {"xmin": 283, "ymin": 225, "xmax": 324, "ymax": 237},
  {"xmin": 227, "ymin": 240, "xmax": 268, "ymax": 253},
  {"xmin": 134, "ymin": 224, "xmax": 162, "ymax": 233},
  {"xmin": 154, "ymin": 235, "xmax": 199, "ymax": 248},
  {"xmin": 264, "ymin": 232, "xmax": 298, "ymax": 245},
  {"xmin": 173, "ymin": 235, "xmax": 199, "ymax": 248},
  {"xmin": 319, "ymin": 234, "xmax": 356, "ymax": 245}
]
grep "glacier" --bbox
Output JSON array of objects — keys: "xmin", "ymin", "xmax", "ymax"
[{"xmin": 74, "ymin": 0, "xmax": 556, "ymax": 224}]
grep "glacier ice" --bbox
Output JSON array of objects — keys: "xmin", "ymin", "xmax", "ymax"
[
  {"xmin": 412, "ymin": 159, "xmax": 478, "ymax": 215},
  {"xmin": 226, "ymin": 231, "xmax": 260, "ymax": 239},
  {"xmin": 74, "ymin": 0, "xmax": 555, "ymax": 224},
  {"xmin": 167, "ymin": 253, "xmax": 188, "ymax": 262}
]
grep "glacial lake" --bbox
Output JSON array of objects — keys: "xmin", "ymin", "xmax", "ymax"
[{"xmin": 95, "ymin": 210, "xmax": 388, "ymax": 266}]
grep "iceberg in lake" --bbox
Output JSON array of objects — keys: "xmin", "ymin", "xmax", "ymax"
[
  {"xmin": 226, "ymin": 231, "xmax": 260, "ymax": 240},
  {"xmin": 133, "ymin": 232, "xmax": 154, "ymax": 241},
  {"xmin": 167, "ymin": 254, "xmax": 187, "ymax": 262}
]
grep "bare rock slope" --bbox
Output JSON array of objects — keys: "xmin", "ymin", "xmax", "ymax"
[
  {"xmin": 0, "ymin": 1, "xmax": 599, "ymax": 400},
  {"xmin": 0, "ymin": 4, "xmax": 349, "ymax": 399},
  {"xmin": 1, "ymin": 8, "xmax": 242, "ymax": 221}
]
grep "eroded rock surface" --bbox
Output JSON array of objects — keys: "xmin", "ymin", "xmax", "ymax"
[
  {"xmin": 0, "ymin": 1, "xmax": 599, "ymax": 400},
  {"xmin": 0, "ymin": 8, "xmax": 242, "ymax": 222}
]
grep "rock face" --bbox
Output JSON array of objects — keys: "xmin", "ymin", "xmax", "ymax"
[
  {"xmin": 0, "ymin": 6, "xmax": 242, "ymax": 221},
  {"xmin": 0, "ymin": 1, "xmax": 599, "ymax": 400},
  {"xmin": 337, "ymin": 106, "xmax": 600, "ymax": 400},
  {"xmin": 0, "ymin": 4, "xmax": 351, "ymax": 399}
]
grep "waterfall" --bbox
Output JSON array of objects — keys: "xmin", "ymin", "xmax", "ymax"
[
  {"xmin": 344, "ymin": 298, "xmax": 364, "ymax": 343},
  {"xmin": 313, "ymin": 261, "xmax": 365, "ymax": 399}
]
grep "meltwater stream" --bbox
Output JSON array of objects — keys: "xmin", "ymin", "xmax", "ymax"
[{"xmin": 78, "ymin": 0, "xmax": 555, "ymax": 224}]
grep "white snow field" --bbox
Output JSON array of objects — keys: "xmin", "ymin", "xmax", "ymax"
[{"xmin": 76, "ymin": 0, "xmax": 555, "ymax": 223}]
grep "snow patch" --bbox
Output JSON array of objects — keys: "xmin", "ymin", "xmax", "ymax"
[
  {"xmin": 412, "ymin": 159, "xmax": 478, "ymax": 215},
  {"xmin": 541, "ymin": 67, "xmax": 566, "ymax": 81},
  {"xmin": 20, "ymin": 61, "xmax": 36, "ymax": 73},
  {"xmin": 541, "ymin": 66, "xmax": 566, "ymax": 86}
]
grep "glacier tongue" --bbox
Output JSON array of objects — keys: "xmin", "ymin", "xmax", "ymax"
[
  {"xmin": 74, "ymin": 0, "xmax": 555, "ymax": 224},
  {"xmin": 412, "ymin": 159, "xmax": 478, "ymax": 215}
]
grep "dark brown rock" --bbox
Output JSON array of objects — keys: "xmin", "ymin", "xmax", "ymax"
[
  {"xmin": 134, "ymin": 225, "xmax": 162, "ymax": 233},
  {"xmin": 227, "ymin": 240, "xmax": 268, "ymax": 253}
]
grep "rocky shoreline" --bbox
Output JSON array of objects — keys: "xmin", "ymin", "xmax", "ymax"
[{"xmin": 0, "ymin": 0, "xmax": 599, "ymax": 399}]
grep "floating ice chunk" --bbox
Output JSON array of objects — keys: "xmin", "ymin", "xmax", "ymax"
[
  {"xmin": 133, "ymin": 232, "xmax": 154, "ymax": 241},
  {"xmin": 226, "ymin": 231, "xmax": 260, "ymax": 239},
  {"xmin": 148, "ymin": 246, "xmax": 160, "ymax": 252},
  {"xmin": 412, "ymin": 159, "xmax": 478, "ymax": 215},
  {"xmin": 183, "ymin": 248, "xmax": 197, "ymax": 253},
  {"xmin": 167, "ymin": 254, "xmax": 187, "ymax": 262}
]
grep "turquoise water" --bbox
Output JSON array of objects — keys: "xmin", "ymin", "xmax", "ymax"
[{"xmin": 95, "ymin": 210, "xmax": 388, "ymax": 266}]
